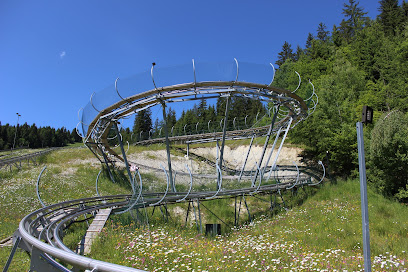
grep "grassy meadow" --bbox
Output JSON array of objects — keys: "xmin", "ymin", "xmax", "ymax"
[
  {"xmin": 90, "ymin": 180, "xmax": 408, "ymax": 271},
  {"xmin": 0, "ymin": 146, "xmax": 407, "ymax": 271}
]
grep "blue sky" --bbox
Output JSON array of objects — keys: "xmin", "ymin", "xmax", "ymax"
[{"xmin": 0, "ymin": 0, "xmax": 381, "ymax": 131}]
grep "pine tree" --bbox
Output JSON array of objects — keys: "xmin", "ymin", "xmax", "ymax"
[
  {"xmin": 340, "ymin": 0, "xmax": 369, "ymax": 41},
  {"xmin": 332, "ymin": 25, "xmax": 343, "ymax": 47},
  {"xmin": 305, "ymin": 33, "xmax": 314, "ymax": 55},
  {"xmin": 133, "ymin": 108, "xmax": 152, "ymax": 141},
  {"xmin": 403, "ymin": 0, "xmax": 408, "ymax": 19},
  {"xmin": 378, "ymin": 0, "xmax": 404, "ymax": 36},
  {"xmin": 216, "ymin": 96, "xmax": 228, "ymax": 120},
  {"xmin": 166, "ymin": 108, "xmax": 177, "ymax": 128},
  {"xmin": 276, "ymin": 41, "xmax": 294, "ymax": 67},
  {"xmin": 197, "ymin": 98, "xmax": 208, "ymax": 122},
  {"xmin": 306, "ymin": 33, "xmax": 314, "ymax": 49},
  {"xmin": 317, "ymin": 23, "xmax": 330, "ymax": 41},
  {"xmin": 294, "ymin": 45, "xmax": 304, "ymax": 61}
]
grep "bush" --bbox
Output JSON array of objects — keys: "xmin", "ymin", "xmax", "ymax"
[{"xmin": 369, "ymin": 111, "xmax": 408, "ymax": 202}]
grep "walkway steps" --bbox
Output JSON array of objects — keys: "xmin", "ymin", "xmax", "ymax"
[{"xmin": 77, "ymin": 208, "xmax": 112, "ymax": 255}]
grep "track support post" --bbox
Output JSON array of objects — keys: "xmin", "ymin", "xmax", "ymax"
[
  {"xmin": 253, "ymin": 105, "xmax": 280, "ymax": 186},
  {"xmin": 113, "ymin": 122, "xmax": 133, "ymax": 188},
  {"xmin": 160, "ymin": 101, "xmax": 176, "ymax": 192},
  {"xmin": 218, "ymin": 94, "xmax": 231, "ymax": 185},
  {"xmin": 3, "ymin": 236, "xmax": 22, "ymax": 272},
  {"xmin": 197, "ymin": 199, "xmax": 203, "ymax": 234}
]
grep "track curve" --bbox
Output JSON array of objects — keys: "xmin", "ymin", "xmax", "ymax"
[
  {"xmin": 19, "ymin": 175, "xmax": 319, "ymax": 271},
  {"xmin": 13, "ymin": 60, "xmax": 323, "ymax": 271}
]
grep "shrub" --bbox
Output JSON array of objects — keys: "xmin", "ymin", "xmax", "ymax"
[{"xmin": 369, "ymin": 111, "xmax": 408, "ymax": 202}]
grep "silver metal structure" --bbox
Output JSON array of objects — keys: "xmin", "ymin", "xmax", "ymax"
[{"xmin": 12, "ymin": 60, "xmax": 325, "ymax": 272}]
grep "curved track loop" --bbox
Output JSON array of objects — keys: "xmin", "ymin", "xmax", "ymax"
[
  {"xmin": 19, "ymin": 170, "xmax": 323, "ymax": 271},
  {"xmin": 15, "ymin": 60, "xmax": 324, "ymax": 271},
  {"xmin": 81, "ymin": 61, "xmax": 311, "ymax": 165}
]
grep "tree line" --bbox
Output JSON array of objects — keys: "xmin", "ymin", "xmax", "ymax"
[
  {"xmin": 132, "ymin": 97, "xmax": 267, "ymax": 141},
  {"xmin": 274, "ymin": 0, "xmax": 408, "ymax": 201},
  {"xmin": 0, "ymin": 122, "xmax": 82, "ymax": 150}
]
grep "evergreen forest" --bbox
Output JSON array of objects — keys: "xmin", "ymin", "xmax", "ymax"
[{"xmin": 0, "ymin": 122, "xmax": 81, "ymax": 150}]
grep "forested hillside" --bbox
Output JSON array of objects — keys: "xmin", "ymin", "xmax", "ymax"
[
  {"xmin": 131, "ymin": 0, "xmax": 408, "ymax": 202},
  {"xmin": 275, "ymin": 0, "xmax": 408, "ymax": 201}
]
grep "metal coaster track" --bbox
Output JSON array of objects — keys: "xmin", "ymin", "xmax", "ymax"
[
  {"xmin": 16, "ymin": 177, "xmax": 316, "ymax": 272},
  {"xmin": 6, "ymin": 60, "xmax": 323, "ymax": 271},
  {"xmin": 0, "ymin": 148, "xmax": 58, "ymax": 171}
]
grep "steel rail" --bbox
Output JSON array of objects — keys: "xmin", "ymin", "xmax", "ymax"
[
  {"xmin": 18, "ymin": 169, "xmax": 323, "ymax": 271},
  {"xmin": 0, "ymin": 148, "xmax": 57, "ymax": 167},
  {"xmin": 83, "ymin": 81, "xmax": 307, "ymax": 141},
  {"xmin": 36, "ymin": 166, "xmax": 48, "ymax": 208},
  {"xmin": 17, "ymin": 61, "xmax": 321, "ymax": 271},
  {"xmin": 19, "ymin": 199, "xmax": 142, "ymax": 272}
]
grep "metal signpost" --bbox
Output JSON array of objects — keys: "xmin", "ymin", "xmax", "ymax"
[{"xmin": 356, "ymin": 105, "xmax": 373, "ymax": 272}]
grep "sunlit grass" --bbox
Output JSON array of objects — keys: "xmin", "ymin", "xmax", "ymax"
[
  {"xmin": 1, "ymin": 145, "xmax": 408, "ymax": 272},
  {"xmin": 90, "ymin": 180, "xmax": 408, "ymax": 271},
  {"xmin": 0, "ymin": 146, "xmax": 133, "ymax": 271}
]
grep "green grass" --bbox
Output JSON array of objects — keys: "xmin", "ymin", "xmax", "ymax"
[
  {"xmin": 89, "ymin": 180, "xmax": 408, "ymax": 271},
  {"xmin": 0, "ymin": 146, "xmax": 132, "ymax": 271},
  {"xmin": 0, "ymin": 147, "xmax": 47, "ymax": 160},
  {"xmin": 1, "ymin": 145, "xmax": 408, "ymax": 271}
]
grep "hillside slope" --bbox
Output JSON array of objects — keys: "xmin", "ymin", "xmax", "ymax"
[
  {"xmin": 89, "ymin": 180, "xmax": 408, "ymax": 271},
  {"xmin": 1, "ymin": 147, "xmax": 407, "ymax": 271}
]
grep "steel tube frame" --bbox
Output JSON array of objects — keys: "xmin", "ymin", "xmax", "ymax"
[
  {"xmin": 116, "ymin": 170, "xmax": 144, "ymax": 215},
  {"xmin": 218, "ymin": 94, "xmax": 231, "ymax": 183},
  {"xmin": 97, "ymin": 145, "xmax": 116, "ymax": 183},
  {"xmin": 149, "ymin": 165, "xmax": 170, "ymax": 206},
  {"xmin": 160, "ymin": 101, "xmax": 176, "ymax": 192},
  {"xmin": 237, "ymin": 134, "xmax": 255, "ymax": 182},
  {"xmin": 3, "ymin": 236, "xmax": 21, "ymax": 272},
  {"xmin": 261, "ymin": 127, "xmax": 283, "ymax": 178},
  {"xmin": 113, "ymin": 122, "xmax": 134, "ymax": 192},
  {"xmin": 252, "ymin": 105, "xmax": 280, "ymax": 186},
  {"xmin": 266, "ymin": 117, "xmax": 293, "ymax": 182},
  {"xmin": 176, "ymin": 164, "xmax": 194, "ymax": 203},
  {"xmin": 36, "ymin": 166, "xmax": 48, "ymax": 208},
  {"xmin": 19, "ymin": 207, "xmax": 144, "ymax": 272}
]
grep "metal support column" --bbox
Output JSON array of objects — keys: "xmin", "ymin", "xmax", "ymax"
[
  {"xmin": 197, "ymin": 199, "xmax": 203, "ymax": 234},
  {"xmin": 191, "ymin": 201, "xmax": 200, "ymax": 232},
  {"xmin": 267, "ymin": 117, "xmax": 293, "ymax": 181},
  {"xmin": 98, "ymin": 145, "xmax": 116, "ymax": 183},
  {"xmin": 160, "ymin": 101, "xmax": 175, "ymax": 192},
  {"xmin": 252, "ymin": 105, "xmax": 280, "ymax": 186},
  {"xmin": 356, "ymin": 122, "xmax": 371, "ymax": 272},
  {"xmin": 218, "ymin": 94, "xmax": 230, "ymax": 183},
  {"xmin": 236, "ymin": 195, "xmax": 243, "ymax": 226},
  {"xmin": 261, "ymin": 127, "xmax": 282, "ymax": 178},
  {"xmin": 234, "ymin": 196, "xmax": 237, "ymax": 226},
  {"xmin": 187, "ymin": 143, "xmax": 190, "ymax": 158},
  {"xmin": 238, "ymin": 134, "xmax": 255, "ymax": 182},
  {"xmin": 185, "ymin": 201, "xmax": 191, "ymax": 226},
  {"xmin": 243, "ymin": 194, "xmax": 252, "ymax": 223},
  {"xmin": 85, "ymin": 143, "xmax": 103, "ymax": 164},
  {"xmin": 113, "ymin": 123, "xmax": 133, "ymax": 190},
  {"xmin": 3, "ymin": 236, "xmax": 21, "ymax": 272}
]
